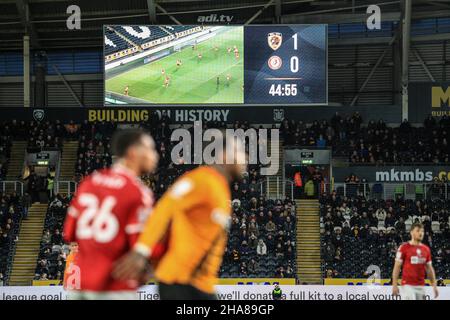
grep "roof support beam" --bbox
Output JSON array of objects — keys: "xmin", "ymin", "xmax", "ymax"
[
  {"xmin": 23, "ymin": 35, "xmax": 31, "ymax": 108},
  {"xmin": 428, "ymin": 1, "xmax": 450, "ymax": 10},
  {"xmin": 245, "ymin": 0, "xmax": 274, "ymax": 25},
  {"xmin": 275, "ymin": 0, "xmax": 282, "ymax": 23},
  {"xmin": 155, "ymin": 3, "xmax": 182, "ymax": 25},
  {"xmin": 412, "ymin": 47, "xmax": 436, "ymax": 82},
  {"xmin": 401, "ymin": 0, "xmax": 412, "ymax": 121},
  {"xmin": 52, "ymin": 64, "xmax": 84, "ymax": 107},
  {"xmin": 350, "ymin": 34, "xmax": 397, "ymax": 106},
  {"xmin": 146, "ymin": 0, "xmax": 157, "ymax": 24},
  {"xmin": 15, "ymin": 0, "xmax": 39, "ymax": 47}
]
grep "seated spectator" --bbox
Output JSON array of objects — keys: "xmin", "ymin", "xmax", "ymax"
[
  {"xmin": 351, "ymin": 225, "xmax": 360, "ymax": 238},
  {"xmin": 256, "ymin": 239, "xmax": 267, "ymax": 256},
  {"xmin": 334, "ymin": 247, "xmax": 342, "ymax": 262},
  {"xmin": 384, "ymin": 212, "xmax": 395, "ymax": 228},
  {"xmin": 325, "ymin": 269, "xmax": 338, "ymax": 278},
  {"xmin": 286, "ymin": 245, "xmax": 295, "ymax": 260},
  {"xmin": 285, "ymin": 265, "xmax": 294, "ymax": 278},
  {"xmin": 231, "ymin": 249, "xmax": 240, "ymax": 263},
  {"xmin": 240, "ymin": 262, "xmax": 248, "ymax": 276},
  {"xmin": 247, "ymin": 259, "xmax": 259, "ymax": 274},
  {"xmin": 376, "ymin": 207, "xmax": 386, "ymax": 221},
  {"xmin": 39, "ymin": 273, "xmax": 49, "ymax": 281},
  {"xmin": 275, "ymin": 266, "xmax": 285, "ymax": 278},
  {"xmin": 248, "ymin": 232, "xmax": 258, "ymax": 249},
  {"xmin": 51, "ymin": 229, "xmax": 63, "ymax": 245},
  {"xmin": 265, "ymin": 220, "xmax": 277, "ymax": 234},
  {"xmin": 342, "ymin": 221, "xmax": 351, "ymax": 236},
  {"xmin": 395, "ymin": 217, "xmax": 406, "ymax": 234},
  {"xmin": 275, "ymin": 243, "xmax": 284, "ymax": 259},
  {"xmin": 42, "ymin": 229, "xmax": 51, "ymax": 244},
  {"xmin": 266, "ymin": 234, "xmax": 275, "ymax": 253}
]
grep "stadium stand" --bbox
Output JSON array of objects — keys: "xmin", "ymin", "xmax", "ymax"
[
  {"xmin": 320, "ymin": 192, "xmax": 450, "ymax": 279},
  {"xmin": 281, "ymin": 113, "xmax": 450, "ymax": 165},
  {"xmin": 1, "ymin": 113, "xmax": 450, "ymax": 284},
  {"xmin": 104, "ymin": 28, "xmax": 136, "ymax": 56},
  {"xmin": 0, "ymin": 121, "xmax": 12, "ymax": 180},
  {"xmin": 34, "ymin": 193, "xmax": 71, "ymax": 281},
  {"xmin": 14, "ymin": 119, "xmax": 293, "ymax": 281},
  {"xmin": 221, "ymin": 197, "xmax": 297, "ymax": 278},
  {"xmin": 115, "ymin": 26, "xmax": 170, "ymax": 45},
  {"xmin": 164, "ymin": 25, "xmax": 198, "ymax": 34},
  {"xmin": 0, "ymin": 192, "xmax": 23, "ymax": 284}
]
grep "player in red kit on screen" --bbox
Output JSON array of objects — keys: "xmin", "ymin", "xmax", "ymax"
[
  {"xmin": 63, "ymin": 129, "xmax": 159, "ymax": 299},
  {"xmin": 392, "ymin": 222, "xmax": 439, "ymax": 300}
]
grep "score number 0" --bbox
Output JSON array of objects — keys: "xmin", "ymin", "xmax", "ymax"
[{"xmin": 269, "ymin": 33, "xmax": 299, "ymax": 97}]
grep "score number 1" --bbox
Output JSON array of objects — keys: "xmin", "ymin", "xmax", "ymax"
[{"xmin": 290, "ymin": 33, "xmax": 299, "ymax": 73}]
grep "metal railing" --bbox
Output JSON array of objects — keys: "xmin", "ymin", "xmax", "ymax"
[
  {"xmin": 285, "ymin": 180, "xmax": 294, "ymax": 200},
  {"xmin": 0, "ymin": 181, "xmax": 24, "ymax": 195},
  {"xmin": 55, "ymin": 181, "xmax": 78, "ymax": 195},
  {"xmin": 261, "ymin": 176, "xmax": 294, "ymax": 200},
  {"xmin": 322, "ymin": 182, "xmax": 450, "ymax": 200}
]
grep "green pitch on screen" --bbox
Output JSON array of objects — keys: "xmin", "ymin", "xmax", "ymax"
[{"xmin": 105, "ymin": 27, "xmax": 244, "ymax": 104}]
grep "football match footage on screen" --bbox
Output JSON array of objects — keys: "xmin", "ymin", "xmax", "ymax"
[{"xmin": 104, "ymin": 25, "xmax": 327, "ymax": 106}]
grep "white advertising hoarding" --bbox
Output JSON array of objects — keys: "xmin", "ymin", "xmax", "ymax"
[{"xmin": 1, "ymin": 285, "xmax": 449, "ymax": 300}]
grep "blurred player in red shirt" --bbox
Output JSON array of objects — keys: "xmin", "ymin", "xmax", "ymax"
[
  {"xmin": 63, "ymin": 129, "xmax": 158, "ymax": 299},
  {"xmin": 392, "ymin": 222, "xmax": 439, "ymax": 300}
]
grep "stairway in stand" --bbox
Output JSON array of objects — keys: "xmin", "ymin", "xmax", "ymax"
[
  {"xmin": 8, "ymin": 204, "xmax": 48, "ymax": 286},
  {"xmin": 5, "ymin": 141, "xmax": 27, "ymax": 193},
  {"xmin": 58, "ymin": 141, "xmax": 79, "ymax": 195},
  {"xmin": 295, "ymin": 199, "xmax": 322, "ymax": 284}
]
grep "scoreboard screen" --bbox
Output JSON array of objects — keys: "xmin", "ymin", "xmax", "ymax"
[{"xmin": 104, "ymin": 25, "xmax": 327, "ymax": 106}]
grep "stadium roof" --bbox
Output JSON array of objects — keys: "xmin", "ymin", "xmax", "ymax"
[{"xmin": 0, "ymin": 0, "xmax": 449, "ymax": 50}]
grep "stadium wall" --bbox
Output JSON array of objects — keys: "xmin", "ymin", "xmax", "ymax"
[
  {"xmin": 1, "ymin": 285, "xmax": 449, "ymax": 300},
  {"xmin": 332, "ymin": 166, "xmax": 450, "ymax": 183},
  {"xmin": 1, "ymin": 41, "xmax": 449, "ymax": 108},
  {"xmin": 0, "ymin": 106, "xmax": 402, "ymax": 124}
]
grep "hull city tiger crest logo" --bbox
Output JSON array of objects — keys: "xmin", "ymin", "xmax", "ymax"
[
  {"xmin": 33, "ymin": 109, "xmax": 45, "ymax": 122},
  {"xmin": 268, "ymin": 32, "xmax": 282, "ymax": 50},
  {"xmin": 273, "ymin": 109, "xmax": 285, "ymax": 122}
]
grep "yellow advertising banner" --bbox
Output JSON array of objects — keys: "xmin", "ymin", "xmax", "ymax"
[
  {"xmin": 33, "ymin": 278, "xmax": 295, "ymax": 286},
  {"xmin": 324, "ymin": 278, "xmax": 450, "ymax": 286}
]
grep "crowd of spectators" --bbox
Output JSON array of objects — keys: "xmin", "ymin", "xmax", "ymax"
[
  {"xmin": 0, "ymin": 122, "xmax": 13, "ymax": 181},
  {"xmin": 0, "ymin": 192, "xmax": 24, "ymax": 285},
  {"xmin": 1, "ymin": 119, "xmax": 88, "ymax": 155},
  {"xmin": 320, "ymin": 191, "xmax": 450, "ymax": 279},
  {"xmin": 0, "ymin": 120, "xmax": 66, "ymax": 153},
  {"xmin": 221, "ymin": 197, "xmax": 296, "ymax": 278},
  {"xmin": 73, "ymin": 118, "xmax": 265, "ymax": 198},
  {"xmin": 3, "ymin": 114, "xmax": 448, "ymax": 283},
  {"xmin": 34, "ymin": 193, "xmax": 72, "ymax": 281},
  {"xmin": 31, "ymin": 118, "xmax": 296, "ymax": 280},
  {"xmin": 74, "ymin": 121, "xmax": 116, "ymax": 179},
  {"xmin": 281, "ymin": 113, "xmax": 450, "ymax": 165}
]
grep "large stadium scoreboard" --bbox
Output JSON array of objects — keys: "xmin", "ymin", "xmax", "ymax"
[{"xmin": 104, "ymin": 25, "xmax": 327, "ymax": 106}]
